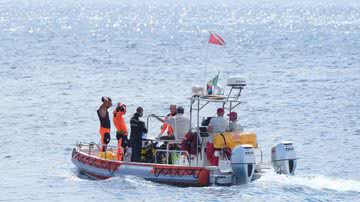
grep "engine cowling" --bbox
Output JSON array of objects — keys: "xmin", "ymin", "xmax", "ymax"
[
  {"xmin": 271, "ymin": 141, "xmax": 297, "ymax": 175},
  {"xmin": 231, "ymin": 144, "xmax": 256, "ymax": 183}
]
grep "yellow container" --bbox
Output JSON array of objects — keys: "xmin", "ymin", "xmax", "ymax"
[
  {"xmin": 98, "ymin": 151, "xmax": 116, "ymax": 160},
  {"xmin": 213, "ymin": 132, "xmax": 258, "ymax": 149}
]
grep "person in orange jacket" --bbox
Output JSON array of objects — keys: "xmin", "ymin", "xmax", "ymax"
[
  {"xmin": 113, "ymin": 102, "xmax": 128, "ymax": 160},
  {"xmin": 157, "ymin": 104, "xmax": 176, "ymax": 139},
  {"xmin": 97, "ymin": 96, "xmax": 112, "ymax": 152}
]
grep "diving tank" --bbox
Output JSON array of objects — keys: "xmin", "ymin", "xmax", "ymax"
[
  {"xmin": 231, "ymin": 144, "xmax": 256, "ymax": 184},
  {"xmin": 271, "ymin": 141, "xmax": 297, "ymax": 175}
]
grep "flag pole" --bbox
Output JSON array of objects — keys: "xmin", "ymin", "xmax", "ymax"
[{"xmin": 203, "ymin": 41, "xmax": 209, "ymax": 90}]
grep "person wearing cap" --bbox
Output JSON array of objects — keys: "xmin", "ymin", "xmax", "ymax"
[
  {"xmin": 152, "ymin": 106, "xmax": 190, "ymax": 141},
  {"xmin": 113, "ymin": 102, "xmax": 128, "ymax": 160},
  {"xmin": 97, "ymin": 96, "xmax": 112, "ymax": 152},
  {"xmin": 208, "ymin": 108, "xmax": 228, "ymax": 136},
  {"xmin": 206, "ymin": 108, "xmax": 228, "ymax": 166},
  {"xmin": 228, "ymin": 112, "xmax": 244, "ymax": 132},
  {"xmin": 130, "ymin": 107, "xmax": 148, "ymax": 162},
  {"xmin": 158, "ymin": 104, "xmax": 177, "ymax": 138}
]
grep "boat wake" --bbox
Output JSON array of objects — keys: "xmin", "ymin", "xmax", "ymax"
[{"xmin": 256, "ymin": 171, "xmax": 360, "ymax": 193}]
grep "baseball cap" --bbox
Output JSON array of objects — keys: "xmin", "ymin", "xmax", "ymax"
[
  {"xmin": 227, "ymin": 112, "xmax": 237, "ymax": 121},
  {"xmin": 217, "ymin": 108, "xmax": 224, "ymax": 113}
]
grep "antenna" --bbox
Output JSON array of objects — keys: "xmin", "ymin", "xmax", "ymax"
[{"xmin": 226, "ymin": 76, "xmax": 247, "ymax": 100}]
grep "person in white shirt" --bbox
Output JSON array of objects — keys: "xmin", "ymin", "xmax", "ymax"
[
  {"xmin": 228, "ymin": 112, "xmax": 244, "ymax": 132},
  {"xmin": 207, "ymin": 108, "xmax": 228, "ymax": 142},
  {"xmin": 152, "ymin": 107, "xmax": 190, "ymax": 141},
  {"xmin": 206, "ymin": 108, "xmax": 228, "ymax": 166}
]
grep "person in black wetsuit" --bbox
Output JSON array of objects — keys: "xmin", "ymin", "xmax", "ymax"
[{"xmin": 130, "ymin": 107, "xmax": 148, "ymax": 162}]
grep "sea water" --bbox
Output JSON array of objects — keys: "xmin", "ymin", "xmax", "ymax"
[{"xmin": 0, "ymin": 0, "xmax": 359, "ymax": 201}]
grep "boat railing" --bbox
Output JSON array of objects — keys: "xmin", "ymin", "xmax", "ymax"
[
  {"xmin": 77, "ymin": 142, "xmax": 98, "ymax": 152},
  {"xmin": 76, "ymin": 140, "xmax": 263, "ymax": 165},
  {"xmin": 77, "ymin": 142, "xmax": 117, "ymax": 158},
  {"xmin": 76, "ymin": 140, "xmax": 191, "ymax": 165},
  {"xmin": 146, "ymin": 114, "xmax": 166, "ymax": 132}
]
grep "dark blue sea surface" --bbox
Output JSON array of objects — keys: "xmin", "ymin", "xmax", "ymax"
[{"xmin": 0, "ymin": 0, "xmax": 359, "ymax": 201}]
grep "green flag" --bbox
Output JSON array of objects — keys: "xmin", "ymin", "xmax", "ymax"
[{"xmin": 209, "ymin": 72, "xmax": 219, "ymax": 86}]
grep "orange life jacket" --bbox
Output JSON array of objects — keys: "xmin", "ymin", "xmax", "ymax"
[
  {"xmin": 113, "ymin": 110, "xmax": 128, "ymax": 135},
  {"xmin": 160, "ymin": 114, "xmax": 174, "ymax": 136}
]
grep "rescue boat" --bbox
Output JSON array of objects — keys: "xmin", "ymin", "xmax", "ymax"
[
  {"xmin": 72, "ymin": 143, "xmax": 210, "ymax": 186},
  {"xmin": 71, "ymin": 76, "xmax": 298, "ymax": 186}
]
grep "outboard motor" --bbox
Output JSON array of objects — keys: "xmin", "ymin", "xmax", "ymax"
[
  {"xmin": 271, "ymin": 141, "xmax": 297, "ymax": 175},
  {"xmin": 231, "ymin": 144, "xmax": 256, "ymax": 184}
]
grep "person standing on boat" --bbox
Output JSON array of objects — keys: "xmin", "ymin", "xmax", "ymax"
[
  {"xmin": 206, "ymin": 108, "xmax": 228, "ymax": 166},
  {"xmin": 152, "ymin": 106, "xmax": 190, "ymax": 141},
  {"xmin": 130, "ymin": 107, "xmax": 148, "ymax": 162},
  {"xmin": 113, "ymin": 102, "xmax": 128, "ymax": 160},
  {"xmin": 157, "ymin": 104, "xmax": 177, "ymax": 139},
  {"xmin": 228, "ymin": 112, "xmax": 244, "ymax": 133},
  {"xmin": 97, "ymin": 96, "xmax": 112, "ymax": 152}
]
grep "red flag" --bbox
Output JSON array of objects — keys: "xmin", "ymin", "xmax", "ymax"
[{"xmin": 208, "ymin": 33, "xmax": 225, "ymax": 46}]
